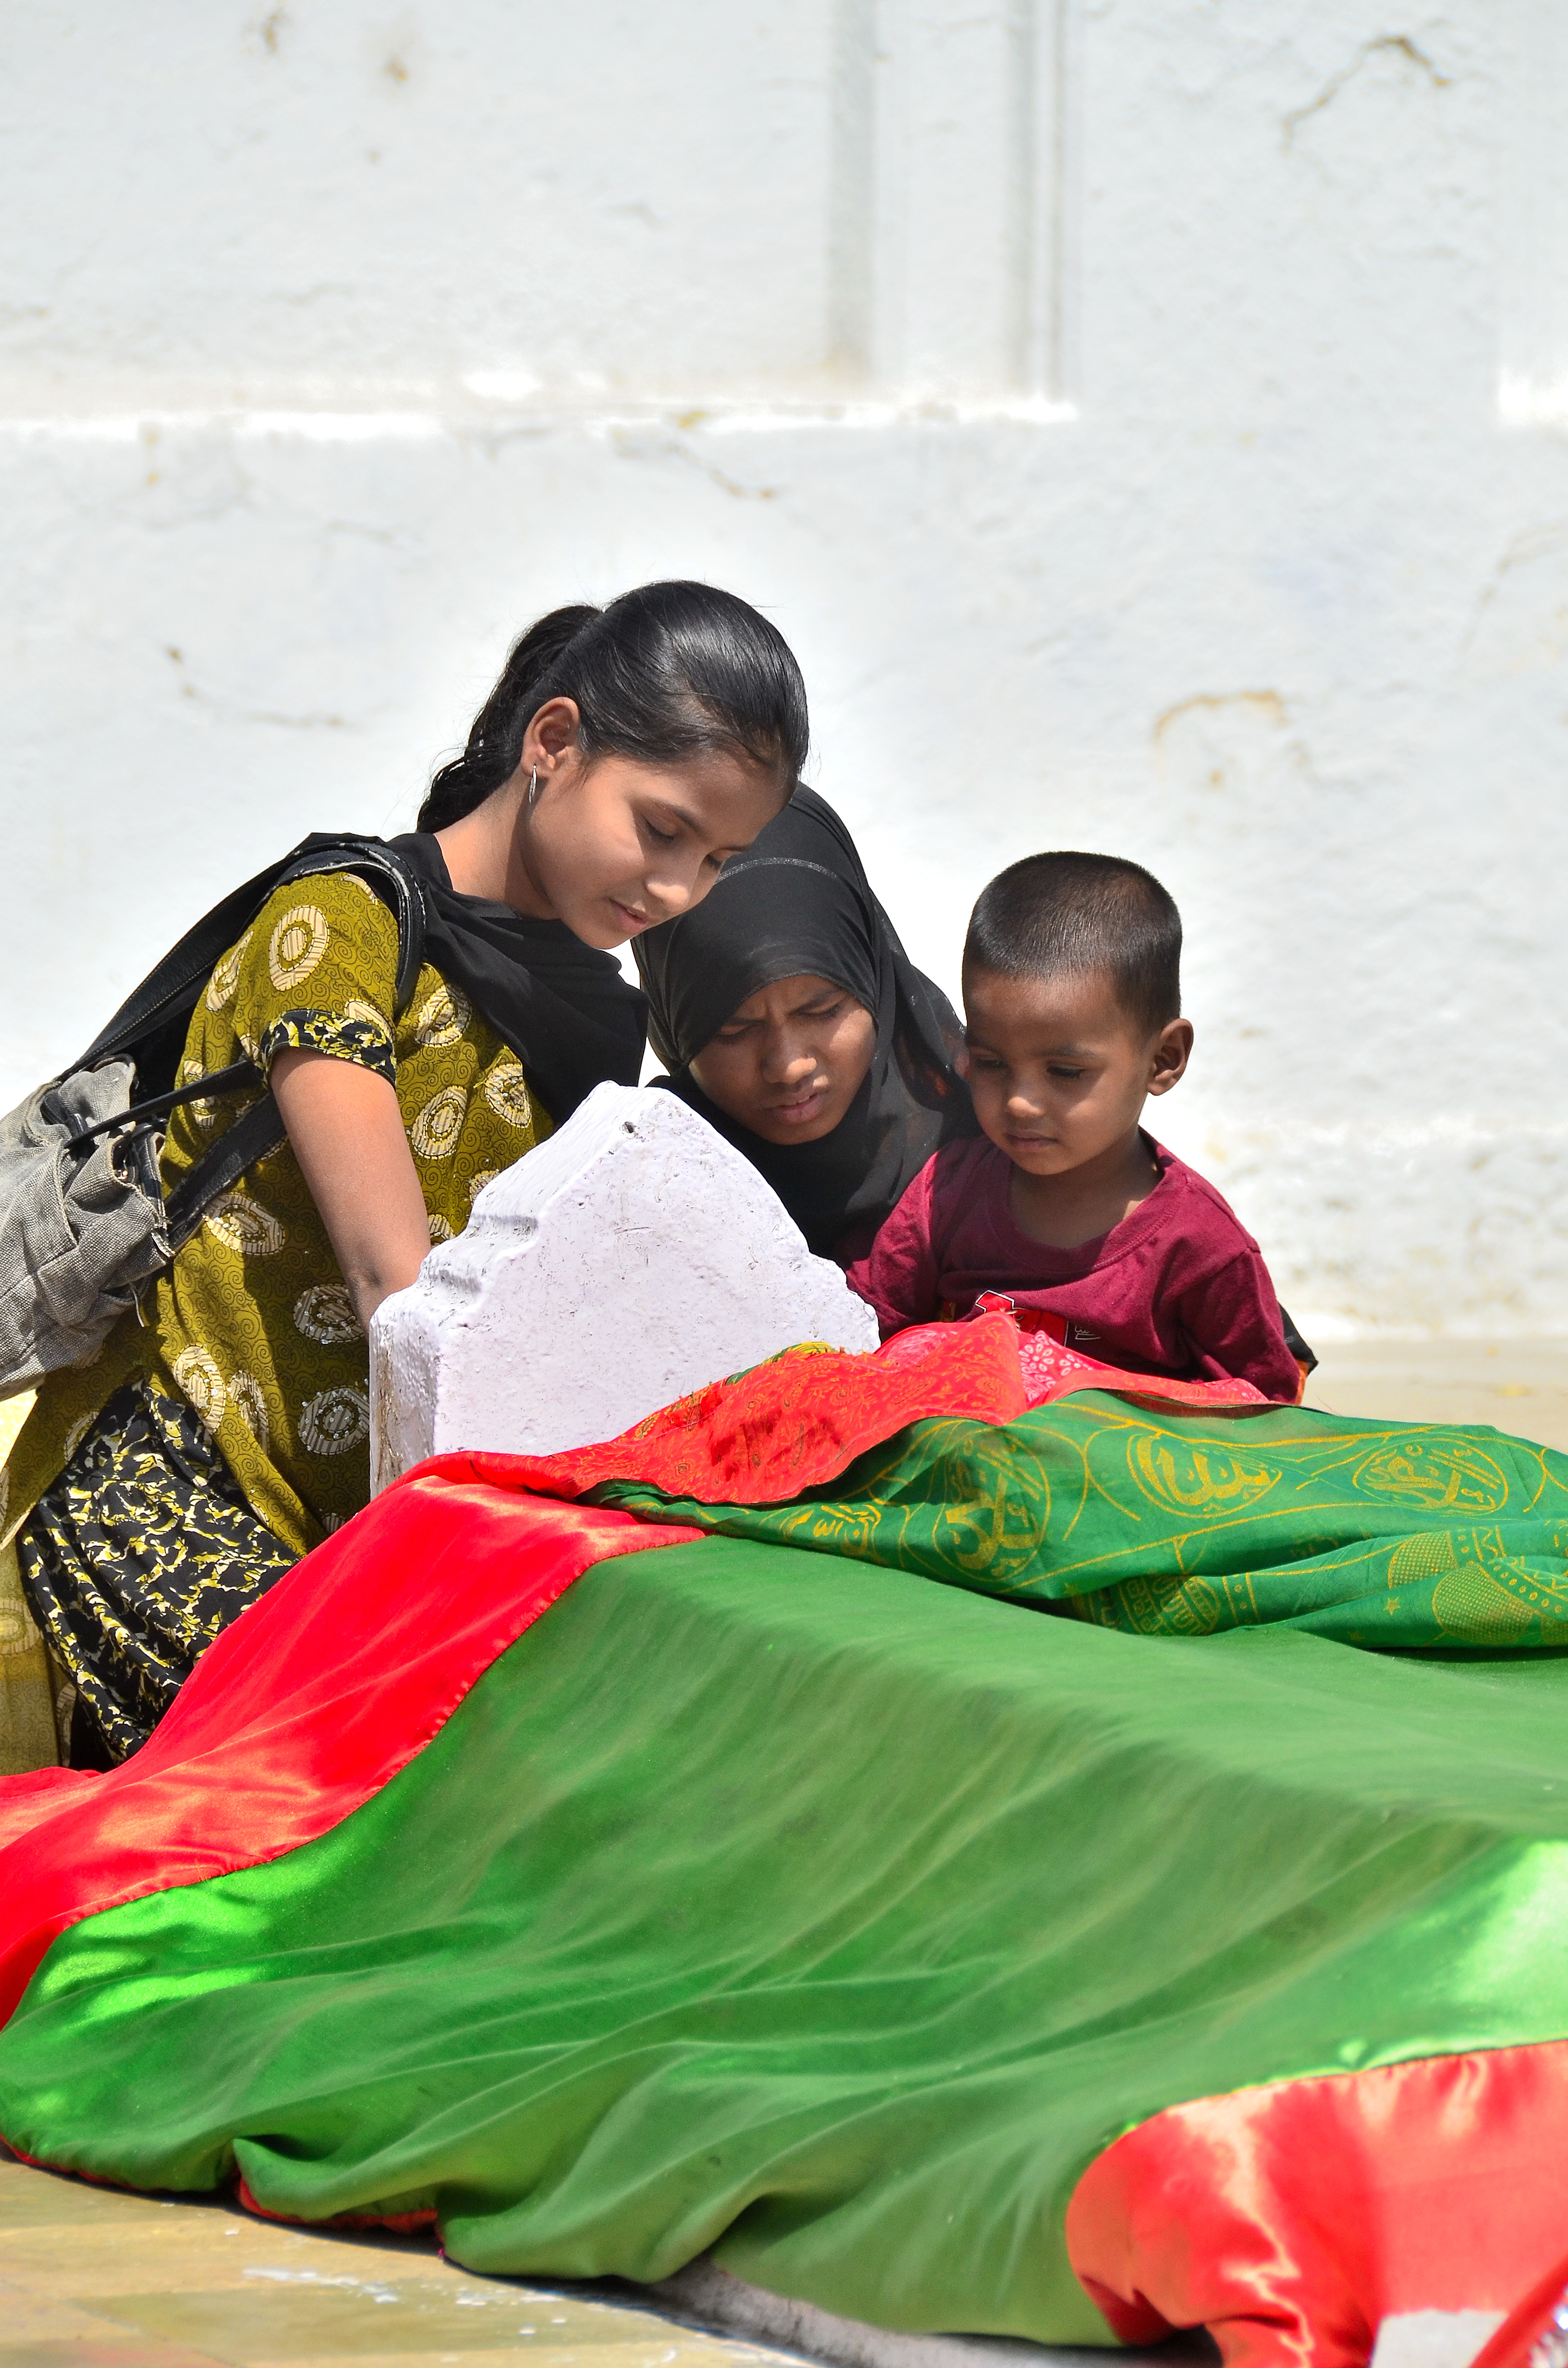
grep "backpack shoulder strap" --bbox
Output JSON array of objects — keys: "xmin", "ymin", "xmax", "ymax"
[
  {"xmin": 163, "ymin": 840, "xmax": 430, "ymax": 1245},
  {"xmin": 84, "ymin": 839, "xmax": 428, "ymax": 1254},
  {"xmin": 270, "ymin": 839, "xmax": 427, "ymax": 1020},
  {"xmin": 74, "ymin": 850, "xmax": 311, "ymax": 1075},
  {"xmin": 73, "ymin": 835, "xmax": 428, "ymax": 1077}
]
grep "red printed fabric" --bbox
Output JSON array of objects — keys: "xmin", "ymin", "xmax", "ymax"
[
  {"xmin": 1007, "ymin": 1310, "xmax": 1270, "ymax": 1413},
  {"xmin": 0, "ymin": 1478, "xmax": 703, "ymax": 2028},
  {"xmin": 444, "ymin": 1310, "xmax": 1270, "ymax": 1514},
  {"xmin": 1066, "ymin": 2044, "xmax": 1568, "ymax": 2368}
]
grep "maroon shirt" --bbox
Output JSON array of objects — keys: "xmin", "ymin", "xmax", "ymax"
[{"xmin": 846, "ymin": 1133, "xmax": 1300, "ymax": 1402}]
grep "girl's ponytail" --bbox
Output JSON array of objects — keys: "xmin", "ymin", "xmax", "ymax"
[
  {"xmin": 417, "ymin": 582, "xmax": 808, "ymax": 833},
  {"xmin": 418, "ymin": 604, "xmax": 600, "ymax": 831}
]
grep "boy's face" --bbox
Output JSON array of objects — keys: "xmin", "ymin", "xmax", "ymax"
[{"xmin": 960, "ymin": 965, "xmax": 1192, "ymax": 1177}]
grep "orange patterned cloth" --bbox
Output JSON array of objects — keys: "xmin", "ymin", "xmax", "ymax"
[{"xmin": 438, "ymin": 1308, "xmax": 1272, "ymax": 1514}]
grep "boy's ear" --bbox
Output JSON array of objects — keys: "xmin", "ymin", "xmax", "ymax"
[{"xmin": 1145, "ymin": 1016, "xmax": 1194, "ymax": 1097}]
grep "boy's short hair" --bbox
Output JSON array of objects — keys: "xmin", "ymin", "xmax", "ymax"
[{"xmin": 963, "ymin": 851, "xmax": 1182, "ymax": 1036}]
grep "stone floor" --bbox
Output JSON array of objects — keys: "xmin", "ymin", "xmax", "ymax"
[
  {"xmin": 0, "ymin": 2156, "xmax": 1168, "ymax": 2368},
  {"xmin": 0, "ymin": 2154, "xmax": 795, "ymax": 2368},
  {"xmin": 1304, "ymin": 1335, "xmax": 1568, "ymax": 1452},
  {"xmin": 5, "ymin": 1339, "xmax": 1565, "ymax": 2368}
]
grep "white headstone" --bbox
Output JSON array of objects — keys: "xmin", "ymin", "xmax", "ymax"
[{"xmin": 368, "ymin": 1082, "xmax": 881, "ymax": 1491}]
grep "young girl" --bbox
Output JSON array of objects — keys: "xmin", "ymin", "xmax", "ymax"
[
  {"xmin": 635, "ymin": 787, "xmax": 975, "ymax": 1264},
  {"xmin": 6, "ymin": 581, "xmax": 808, "ymax": 1767}
]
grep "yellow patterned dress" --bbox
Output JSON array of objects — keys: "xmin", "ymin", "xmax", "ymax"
[{"xmin": 4, "ymin": 871, "xmax": 551, "ymax": 1761}]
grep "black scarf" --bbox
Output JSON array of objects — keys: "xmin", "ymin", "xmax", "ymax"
[
  {"xmin": 389, "ymin": 833, "xmax": 646, "ymax": 1121},
  {"xmin": 634, "ymin": 788, "xmax": 975, "ymax": 1258}
]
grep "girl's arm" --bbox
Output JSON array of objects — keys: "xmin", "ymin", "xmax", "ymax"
[{"xmin": 271, "ymin": 1049, "xmax": 430, "ymax": 1330}]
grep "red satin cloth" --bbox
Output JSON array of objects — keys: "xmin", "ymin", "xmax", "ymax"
[
  {"xmin": 1066, "ymin": 2043, "xmax": 1568, "ymax": 2368},
  {"xmin": 452, "ymin": 1311, "xmax": 1269, "ymax": 1514},
  {"xmin": 1471, "ymin": 2251, "xmax": 1568, "ymax": 2368},
  {"xmin": 0, "ymin": 1475, "xmax": 701, "ymax": 2028}
]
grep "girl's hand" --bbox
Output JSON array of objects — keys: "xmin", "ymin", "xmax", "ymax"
[{"xmin": 270, "ymin": 1050, "xmax": 431, "ymax": 1330}]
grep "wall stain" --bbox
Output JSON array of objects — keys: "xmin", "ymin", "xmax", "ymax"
[
  {"xmin": 613, "ymin": 429, "xmax": 780, "ymax": 503},
  {"xmin": 1153, "ymin": 691, "xmax": 1287, "ymax": 743},
  {"xmin": 1282, "ymin": 35, "xmax": 1450, "ymax": 148},
  {"xmin": 1459, "ymin": 524, "xmax": 1568, "ymax": 663}
]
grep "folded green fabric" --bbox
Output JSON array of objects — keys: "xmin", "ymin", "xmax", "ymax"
[{"xmin": 594, "ymin": 1394, "xmax": 1568, "ymax": 1651}]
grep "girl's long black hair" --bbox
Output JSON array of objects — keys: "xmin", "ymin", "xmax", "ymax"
[{"xmin": 417, "ymin": 581, "xmax": 810, "ymax": 831}]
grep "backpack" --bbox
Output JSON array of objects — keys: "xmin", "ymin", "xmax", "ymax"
[{"xmin": 0, "ymin": 835, "xmax": 426, "ymax": 1401}]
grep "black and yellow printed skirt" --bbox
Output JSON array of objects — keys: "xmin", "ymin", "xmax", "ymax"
[{"xmin": 16, "ymin": 1378, "xmax": 297, "ymax": 1766}]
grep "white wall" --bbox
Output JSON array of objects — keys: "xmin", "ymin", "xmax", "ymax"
[{"xmin": 3, "ymin": 1, "xmax": 1567, "ymax": 1338}]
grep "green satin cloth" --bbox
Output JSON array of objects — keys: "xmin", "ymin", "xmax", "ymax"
[
  {"xmin": 594, "ymin": 1395, "xmax": 1568, "ymax": 1651},
  {"xmin": 6, "ymin": 1539, "xmax": 1568, "ymax": 2343}
]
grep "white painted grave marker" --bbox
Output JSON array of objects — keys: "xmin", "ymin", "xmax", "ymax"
[{"xmin": 369, "ymin": 1082, "xmax": 880, "ymax": 1491}]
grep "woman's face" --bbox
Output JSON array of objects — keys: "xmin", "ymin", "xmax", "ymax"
[
  {"xmin": 518, "ymin": 702, "xmax": 786, "ymax": 950},
  {"xmin": 690, "ymin": 974, "xmax": 876, "ymax": 1145}
]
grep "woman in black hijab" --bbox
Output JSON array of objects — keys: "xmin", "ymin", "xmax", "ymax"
[{"xmin": 635, "ymin": 788, "xmax": 975, "ymax": 1263}]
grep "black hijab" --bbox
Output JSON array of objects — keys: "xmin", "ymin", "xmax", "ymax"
[
  {"xmin": 634, "ymin": 788, "xmax": 975, "ymax": 1258},
  {"xmin": 389, "ymin": 833, "xmax": 646, "ymax": 1121}
]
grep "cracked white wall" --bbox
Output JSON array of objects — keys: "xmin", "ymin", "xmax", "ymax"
[{"xmin": 3, "ymin": 0, "xmax": 1567, "ymax": 1337}]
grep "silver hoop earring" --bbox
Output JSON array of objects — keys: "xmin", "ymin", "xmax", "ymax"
[{"xmin": 526, "ymin": 765, "xmax": 539, "ymax": 813}]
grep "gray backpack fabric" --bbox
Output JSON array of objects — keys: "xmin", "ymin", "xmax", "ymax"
[{"xmin": 0, "ymin": 837, "xmax": 424, "ymax": 1401}]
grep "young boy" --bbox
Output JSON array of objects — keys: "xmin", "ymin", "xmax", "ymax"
[{"xmin": 846, "ymin": 851, "xmax": 1302, "ymax": 1401}]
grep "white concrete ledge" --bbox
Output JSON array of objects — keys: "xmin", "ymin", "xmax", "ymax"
[{"xmin": 0, "ymin": 396, "xmax": 1078, "ymax": 441}]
